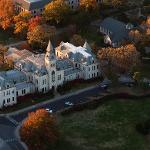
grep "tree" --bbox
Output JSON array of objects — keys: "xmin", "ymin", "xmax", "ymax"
[
  {"xmin": 103, "ymin": 0, "xmax": 126, "ymax": 8},
  {"xmin": 28, "ymin": 16, "xmax": 44, "ymax": 32},
  {"xmin": 43, "ymin": 0, "xmax": 71, "ymax": 25},
  {"xmin": 27, "ymin": 24, "xmax": 56, "ymax": 49},
  {"xmin": 20, "ymin": 109, "xmax": 59, "ymax": 150},
  {"xmin": 0, "ymin": 45, "xmax": 8, "ymax": 64},
  {"xmin": 133, "ymin": 72, "xmax": 141, "ymax": 83},
  {"xmin": 0, "ymin": 0, "xmax": 14, "ymax": 29},
  {"xmin": 14, "ymin": 11, "xmax": 32, "ymax": 37},
  {"xmin": 97, "ymin": 44, "xmax": 140, "ymax": 76},
  {"xmin": 70, "ymin": 34, "xmax": 84, "ymax": 46},
  {"xmin": 79, "ymin": 0, "xmax": 98, "ymax": 11},
  {"xmin": 128, "ymin": 29, "xmax": 142, "ymax": 43}
]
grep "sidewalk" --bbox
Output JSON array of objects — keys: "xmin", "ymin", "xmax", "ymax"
[
  {"xmin": 5, "ymin": 41, "xmax": 26, "ymax": 48},
  {"xmin": 0, "ymin": 138, "xmax": 11, "ymax": 150},
  {"xmin": 0, "ymin": 84, "xmax": 99, "ymax": 117}
]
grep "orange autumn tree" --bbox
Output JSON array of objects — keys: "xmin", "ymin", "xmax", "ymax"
[
  {"xmin": 28, "ymin": 16, "xmax": 44, "ymax": 32},
  {"xmin": 43, "ymin": 0, "xmax": 71, "ymax": 24},
  {"xmin": 20, "ymin": 109, "xmax": 59, "ymax": 150},
  {"xmin": 14, "ymin": 11, "xmax": 32, "ymax": 37},
  {"xmin": 97, "ymin": 44, "xmax": 140, "ymax": 75},
  {"xmin": 70, "ymin": 34, "xmax": 84, "ymax": 46},
  {"xmin": 80, "ymin": 0, "xmax": 98, "ymax": 11},
  {"xmin": 0, "ymin": 0, "xmax": 14, "ymax": 29},
  {"xmin": 27, "ymin": 24, "xmax": 56, "ymax": 49}
]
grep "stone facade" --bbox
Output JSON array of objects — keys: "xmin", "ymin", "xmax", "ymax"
[{"xmin": 1, "ymin": 41, "xmax": 101, "ymax": 108}]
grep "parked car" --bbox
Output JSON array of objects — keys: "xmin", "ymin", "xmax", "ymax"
[
  {"xmin": 125, "ymin": 83, "xmax": 134, "ymax": 87},
  {"xmin": 65, "ymin": 101, "xmax": 74, "ymax": 106},
  {"xmin": 45, "ymin": 108, "xmax": 53, "ymax": 113},
  {"xmin": 99, "ymin": 84, "xmax": 108, "ymax": 90}
]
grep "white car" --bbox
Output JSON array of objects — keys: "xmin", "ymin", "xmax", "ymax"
[
  {"xmin": 45, "ymin": 108, "xmax": 53, "ymax": 113},
  {"xmin": 65, "ymin": 101, "xmax": 74, "ymax": 106}
]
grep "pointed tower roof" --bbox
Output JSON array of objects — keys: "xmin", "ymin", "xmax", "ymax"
[
  {"xmin": 46, "ymin": 40, "xmax": 54, "ymax": 54},
  {"xmin": 83, "ymin": 41, "xmax": 92, "ymax": 52}
]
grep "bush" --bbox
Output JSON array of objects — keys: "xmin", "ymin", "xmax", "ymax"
[{"xmin": 136, "ymin": 120, "xmax": 150, "ymax": 135}]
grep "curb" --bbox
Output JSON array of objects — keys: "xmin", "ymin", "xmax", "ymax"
[
  {"xmin": 0, "ymin": 84, "xmax": 99, "ymax": 117},
  {"xmin": 15, "ymin": 119, "xmax": 28, "ymax": 150}
]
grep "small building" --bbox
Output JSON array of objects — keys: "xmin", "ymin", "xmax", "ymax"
[
  {"xmin": 99, "ymin": 17, "xmax": 132, "ymax": 47},
  {"xmin": 14, "ymin": 0, "xmax": 52, "ymax": 15}
]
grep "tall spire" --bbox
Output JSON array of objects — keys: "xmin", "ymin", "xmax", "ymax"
[
  {"xmin": 46, "ymin": 40, "xmax": 54, "ymax": 54},
  {"xmin": 45, "ymin": 40, "xmax": 56, "ymax": 60},
  {"xmin": 83, "ymin": 41, "xmax": 92, "ymax": 52}
]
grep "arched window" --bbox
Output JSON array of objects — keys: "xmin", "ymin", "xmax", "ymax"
[{"xmin": 52, "ymin": 71, "xmax": 55, "ymax": 82}]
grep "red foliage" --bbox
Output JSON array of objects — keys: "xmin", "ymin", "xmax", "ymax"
[
  {"xmin": 28, "ymin": 16, "xmax": 43, "ymax": 32},
  {"xmin": 20, "ymin": 109, "xmax": 59, "ymax": 150}
]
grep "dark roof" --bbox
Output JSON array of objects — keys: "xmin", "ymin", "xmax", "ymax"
[
  {"xmin": 100, "ymin": 17, "xmax": 129, "ymax": 42},
  {"xmin": 14, "ymin": 0, "xmax": 52, "ymax": 11}
]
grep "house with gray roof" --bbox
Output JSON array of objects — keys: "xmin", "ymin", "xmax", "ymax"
[
  {"xmin": 14, "ymin": 0, "xmax": 52, "ymax": 15},
  {"xmin": 100, "ymin": 17, "xmax": 133, "ymax": 47}
]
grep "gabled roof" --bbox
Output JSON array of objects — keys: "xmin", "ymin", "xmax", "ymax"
[
  {"xmin": 100, "ymin": 17, "xmax": 129, "ymax": 42},
  {"xmin": 14, "ymin": 0, "xmax": 52, "ymax": 11}
]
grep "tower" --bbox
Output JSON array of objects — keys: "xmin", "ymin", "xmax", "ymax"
[
  {"xmin": 83, "ymin": 41, "xmax": 92, "ymax": 52},
  {"xmin": 45, "ymin": 40, "xmax": 57, "ymax": 89}
]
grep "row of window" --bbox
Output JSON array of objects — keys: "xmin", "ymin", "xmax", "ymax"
[
  {"xmin": 89, "ymin": 65, "xmax": 99, "ymax": 71},
  {"xmin": 4, "ymin": 90, "xmax": 14, "ymax": 96},
  {"xmin": 89, "ymin": 72, "xmax": 99, "ymax": 78},
  {"xmin": 3, "ymin": 97, "xmax": 15, "ymax": 105},
  {"xmin": 16, "ymin": 89, "xmax": 26, "ymax": 96}
]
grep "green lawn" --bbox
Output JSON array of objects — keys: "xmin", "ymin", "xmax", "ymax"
[{"xmin": 58, "ymin": 98, "xmax": 150, "ymax": 150}]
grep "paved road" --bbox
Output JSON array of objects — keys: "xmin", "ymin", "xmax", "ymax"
[{"xmin": 0, "ymin": 86, "xmax": 103, "ymax": 150}]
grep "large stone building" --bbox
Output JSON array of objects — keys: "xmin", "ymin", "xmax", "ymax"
[
  {"xmin": 14, "ymin": 0, "xmax": 103, "ymax": 15},
  {"xmin": 1, "ymin": 41, "xmax": 100, "ymax": 108}
]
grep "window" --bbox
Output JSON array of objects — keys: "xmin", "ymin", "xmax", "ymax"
[
  {"xmin": 52, "ymin": 71, "xmax": 55, "ymax": 82},
  {"xmin": 12, "ymin": 90, "xmax": 14, "ymax": 94},
  {"xmin": 16, "ymin": 91, "xmax": 18, "ymax": 96},
  {"xmin": 58, "ymin": 75, "xmax": 61, "ymax": 80},
  {"xmin": 12, "ymin": 97, "xmax": 14, "ymax": 101}
]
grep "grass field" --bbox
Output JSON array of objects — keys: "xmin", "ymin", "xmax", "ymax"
[{"xmin": 58, "ymin": 98, "xmax": 150, "ymax": 150}]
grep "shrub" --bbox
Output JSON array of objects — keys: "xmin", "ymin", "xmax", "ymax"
[{"xmin": 136, "ymin": 120, "xmax": 150, "ymax": 135}]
